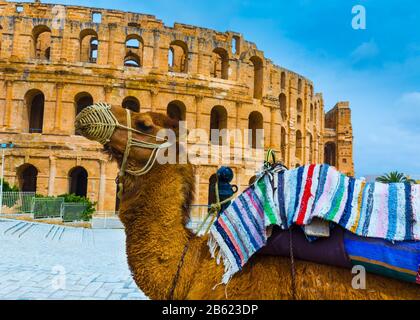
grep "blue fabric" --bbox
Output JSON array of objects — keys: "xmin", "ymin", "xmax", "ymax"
[
  {"xmin": 387, "ymin": 183, "xmax": 398, "ymax": 240},
  {"xmin": 362, "ymin": 183, "xmax": 375, "ymax": 236},
  {"xmin": 404, "ymin": 182, "xmax": 414, "ymax": 240},
  {"xmin": 339, "ymin": 177, "xmax": 355, "ymax": 226}
]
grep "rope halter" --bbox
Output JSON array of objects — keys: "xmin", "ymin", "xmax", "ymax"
[{"xmin": 75, "ymin": 102, "xmax": 173, "ymax": 198}]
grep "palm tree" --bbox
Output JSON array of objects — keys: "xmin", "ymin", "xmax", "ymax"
[{"xmin": 376, "ymin": 171, "xmax": 416, "ymax": 184}]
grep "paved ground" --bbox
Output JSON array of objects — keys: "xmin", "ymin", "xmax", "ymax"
[{"xmin": 0, "ymin": 219, "xmax": 148, "ymax": 300}]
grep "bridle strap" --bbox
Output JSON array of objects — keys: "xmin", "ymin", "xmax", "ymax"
[{"xmin": 117, "ymin": 108, "xmax": 173, "ymax": 199}]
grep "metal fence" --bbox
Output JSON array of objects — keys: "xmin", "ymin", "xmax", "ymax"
[
  {"xmin": 31, "ymin": 197, "xmax": 64, "ymax": 219},
  {"xmin": 61, "ymin": 203, "xmax": 88, "ymax": 222},
  {"xmin": 1, "ymin": 192, "xmax": 36, "ymax": 214}
]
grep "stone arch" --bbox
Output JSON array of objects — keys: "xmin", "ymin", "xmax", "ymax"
[
  {"xmin": 80, "ymin": 29, "xmax": 98, "ymax": 63},
  {"xmin": 122, "ymin": 96, "xmax": 140, "ymax": 113},
  {"xmin": 281, "ymin": 71, "xmax": 286, "ymax": 89},
  {"xmin": 168, "ymin": 40, "xmax": 188, "ymax": 73},
  {"xmin": 250, "ymin": 56, "xmax": 263, "ymax": 99},
  {"xmin": 167, "ymin": 100, "xmax": 186, "ymax": 122},
  {"xmin": 125, "ymin": 35, "xmax": 143, "ymax": 67},
  {"xmin": 295, "ymin": 130, "xmax": 303, "ymax": 161},
  {"xmin": 32, "ymin": 25, "xmax": 51, "ymax": 60},
  {"xmin": 124, "ymin": 52, "xmax": 141, "ymax": 67},
  {"xmin": 298, "ymin": 78, "xmax": 302, "ymax": 94},
  {"xmin": 17, "ymin": 164, "xmax": 38, "ymax": 192},
  {"xmin": 248, "ymin": 111, "xmax": 263, "ymax": 149},
  {"xmin": 75, "ymin": 92, "xmax": 93, "ymax": 116},
  {"xmin": 210, "ymin": 105, "xmax": 228, "ymax": 145},
  {"xmin": 296, "ymin": 98, "xmax": 303, "ymax": 125},
  {"xmin": 308, "ymin": 133, "xmax": 313, "ymax": 163},
  {"xmin": 211, "ymin": 47, "xmax": 229, "ymax": 80},
  {"xmin": 279, "ymin": 93, "xmax": 287, "ymax": 120},
  {"xmin": 68, "ymin": 166, "xmax": 88, "ymax": 197},
  {"xmin": 24, "ymin": 89, "xmax": 45, "ymax": 133},
  {"xmin": 325, "ymin": 142, "xmax": 336, "ymax": 166}
]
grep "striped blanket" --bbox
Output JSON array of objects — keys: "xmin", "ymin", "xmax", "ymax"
[{"xmin": 208, "ymin": 164, "xmax": 420, "ymax": 284}]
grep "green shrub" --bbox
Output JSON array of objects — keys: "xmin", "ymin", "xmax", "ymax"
[
  {"xmin": 58, "ymin": 193, "xmax": 96, "ymax": 221},
  {"xmin": 1, "ymin": 179, "xmax": 19, "ymax": 192}
]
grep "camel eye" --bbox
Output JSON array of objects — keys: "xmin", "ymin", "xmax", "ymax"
[{"xmin": 135, "ymin": 120, "xmax": 153, "ymax": 133}]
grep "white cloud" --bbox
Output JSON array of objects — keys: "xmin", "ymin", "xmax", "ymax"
[
  {"xmin": 350, "ymin": 39, "xmax": 379, "ymax": 62},
  {"xmin": 399, "ymin": 91, "xmax": 420, "ymax": 105}
]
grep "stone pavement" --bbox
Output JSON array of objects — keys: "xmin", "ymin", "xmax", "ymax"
[{"xmin": 0, "ymin": 219, "xmax": 148, "ymax": 300}]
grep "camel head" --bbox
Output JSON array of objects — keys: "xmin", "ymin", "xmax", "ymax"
[{"xmin": 75, "ymin": 103, "xmax": 179, "ymax": 174}]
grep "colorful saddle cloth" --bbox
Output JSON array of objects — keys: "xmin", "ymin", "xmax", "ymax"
[{"xmin": 208, "ymin": 164, "xmax": 420, "ymax": 284}]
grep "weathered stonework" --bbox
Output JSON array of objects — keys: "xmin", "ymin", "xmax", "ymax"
[{"xmin": 0, "ymin": 1, "xmax": 354, "ymax": 215}]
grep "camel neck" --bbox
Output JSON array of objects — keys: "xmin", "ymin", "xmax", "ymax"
[{"xmin": 119, "ymin": 162, "xmax": 195, "ymax": 299}]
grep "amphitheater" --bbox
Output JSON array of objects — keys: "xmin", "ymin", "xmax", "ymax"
[{"xmin": 0, "ymin": 0, "xmax": 354, "ymax": 218}]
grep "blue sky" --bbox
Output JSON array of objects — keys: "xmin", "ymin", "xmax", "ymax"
[{"xmin": 44, "ymin": 0, "xmax": 420, "ymax": 178}]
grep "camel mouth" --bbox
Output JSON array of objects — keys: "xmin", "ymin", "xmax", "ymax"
[{"xmin": 103, "ymin": 143, "xmax": 123, "ymax": 162}]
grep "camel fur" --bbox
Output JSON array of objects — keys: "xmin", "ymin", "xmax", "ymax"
[{"xmin": 82, "ymin": 107, "xmax": 420, "ymax": 300}]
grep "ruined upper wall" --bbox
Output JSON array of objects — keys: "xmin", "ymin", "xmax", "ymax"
[{"xmin": 0, "ymin": 0, "xmax": 320, "ymax": 104}]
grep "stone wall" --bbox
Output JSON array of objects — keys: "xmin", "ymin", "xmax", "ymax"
[{"xmin": 0, "ymin": 0, "xmax": 354, "ymax": 215}]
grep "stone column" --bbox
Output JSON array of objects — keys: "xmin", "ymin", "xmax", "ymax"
[
  {"xmin": 104, "ymin": 86, "xmax": 113, "ymax": 104},
  {"xmin": 98, "ymin": 160, "xmax": 106, "ymax": 211},
  {"xmin": 4, "ymin": 80, "xmax": 13, "ymax": 128},
  {"xmin": 48, "ymin": 156, "xmax": 57, "ymax": 196},
  {"xmin": 107, "ymin": 24, "xmax": 116, "ymax": 66},
  {"xmin": 152, "ymin": 30, "xmax": 160, "ymax": 70},
  {"xmin": 197, "ymin": 38, "xmax": 205, "ymax": 74},
  {"xmin": 195, "ymin": 95, "xmax": 203, "ymax": 130},
  {"xmin": 54, "ymin": 82, "xmax": 64, "ymax": 131},
  {"xmin": 150, "ymin": 88, "xmax": 159, "ymax": 112},
  {"xmin": 236, "ymin": 60, "xmax": 241, "ymax": 82},
  {"xmin": 270, "ymin": 106, "xmax": 278, "ymax": 151}
]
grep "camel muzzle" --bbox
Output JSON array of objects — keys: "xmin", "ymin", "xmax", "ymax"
[{"xmin": 75, "ymin": 102, "xmax": 119, "ymax": 145}]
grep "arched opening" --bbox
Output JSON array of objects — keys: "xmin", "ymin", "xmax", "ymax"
[
  {"xmin": 279, "ymin": 93, "xmax": 287, "ymax": 120},
  {"xmin": 75, "ymin": 92, "xmax": 93, "ymax": 116},
  {"xmin": 124, "ymin": 53, "xmax": 140, "ymax": 67},
  {"xmin": 295, "ymin": 130, "xmax": 303, "ymax": 161},
  {"xmin": 17, "ymin": 164, "xmax": 38, "ymax": 192},
  {"xmin": 296, "ymin": 98, "xmax": 303, "ymax": 125},
  {"xmin": 232, "ymin": 36, "xmax": 240, "ymax": 55},
  {"xmin": 122, "ymin": 96, "xmax": 140, "ymax": 113},
  {"xmin": 80, "ymin": 29, "xmax": 98, "ymax": 63},
  {"xmin": 324, "ymin": 142, "xmax": 336, "ymax": 166},
  {"xmin": 250, "ymin": 56, "xmax": 263, "ymax": 99},
  {"xmin": 211, "ymin": 48, "xmax": 229, "ymax": 80},
  {"xmin": 125, "ymin": 35, "xmax": 143, "ymax": 67},
  {"xmin": 168, "ymin": 40, "xmax": 188, "ymax": 73},
  {"xmin": 298, "ymin": 78, "xmax": 302, "ymax": 94},
  {"xmin": 281, "ymin": 127, "xmax": 286, "ymax": 161},
  {"xmin": 208, "ymin": 174, "xmax": 217, "ymax": 206},
  {"xmin": 308, "ymin": 133, "xmax": 313, "ymax": 163},
  {"xmin": 248, "ymin": 111, "xmax": 263, "ymax": 149},
  {"xmin": 32, "ymin": 25, "xmax": 51, "ymax": 60},
  {"xmin": 68, "ymin": 166, "xmax": 88, "ymax": 197},
  {"xmin": 167, "ymin": 100, "xmax": 186, "ymax": 122},
  {"xmin": 210, "ymin": 105, "xmax": 228, "ymax": 145},
  {"xmin": 281, "ymin": 72, "xmax": 286, "ymax": 89},
  {"xmin": 25, "ymin": 90, "xmax": 45, "ymax": 134}
]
